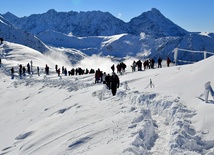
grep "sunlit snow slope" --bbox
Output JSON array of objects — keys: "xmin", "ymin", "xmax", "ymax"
[{"xmin": 0, "ymin": 42, "xmax": 214, "ymax": 155}]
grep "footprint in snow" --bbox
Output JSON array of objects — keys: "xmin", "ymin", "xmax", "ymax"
[
  {"xmin": 15, "ymin": 131, "xmax": 33, "ymax": 140},
  {"xmin": 50, "ymin": 106, "xmax": 72, "ymax": 116},
  {"xmin": 68, "ymin": 136, "xmax": 92, "ymax": 149}
]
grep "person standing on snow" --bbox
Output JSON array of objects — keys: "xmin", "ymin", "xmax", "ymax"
[
  {"xmin": 111, "ymin": 64, "xmax": 115, "ymax": 73},
  {"xmin": 19, "ymin": 64, "xmax": 23, "ymax": 78},
  {"xmin": 105, "ymin": 74, "xmax": 111, "ymax": 89},
  {"xmin": 30, "ymin": 60, "xmax": 33, "ymax": 74},
  {"xmin": 131, "ymin": 61, "xmax": 136, "ymax": 72},
  {"xmin": 110, "ymin": 72, "xmax": 120, "ymax": 96},
  {"xmin": 45, "ymin": 64, "xmax": 49, "ymax": 75},
  {"xmin": 11, "ymin": 67, "xmax": 14, "ymax": 79},
  {"xmin": 167, "ymin": 57, "xmax": 171, "ymax": 67},
  {"xmin": 27, "ymin": 63, "xmax": 30, "ymax": 74},
  {"xmin": 158, "ymin": 57, "xmax": 162, "ymax": 68},
  {"xmin": 37, "ymin": 66, "xmax": 40, "ymax": 76},
  {"xmin": 102, "ymin": 72, "xmax": 107, "ymax": 84},
  {"xmin": 55, "ymin": 64, "xmax": 58, "ymax": 72},
  {"xmin": 57, "ymin": 68, "xmax": 61, "ymax": 77},
  {"xmin": 0, "ymin": 38, "xmax": 3, "ymax": 44}
]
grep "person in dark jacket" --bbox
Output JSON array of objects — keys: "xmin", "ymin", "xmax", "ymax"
[
  {"xmin": 111, "ymin": 64, "xmax": 115, "ymax": 73},
  {"xmin": 11, "ymin": 67, "xmax": 14, "ymax": 79},
  {"xmin": 167, "ymin": 57, "xmax": 171, "ymax": 67},
  {"xmin": 0, "ymin": 38, "xmax": 3, "ymax": 44},
  {"xmin": 158, "ymin": 57, "xmax": 162, "ymax": 68},
  {"xmin": 105, "ymin": 74, "xmax": 111, "ymax": 89},
  {"xmin": 110, "ymin": 72, "xmax": 120, "ymax": 96}
]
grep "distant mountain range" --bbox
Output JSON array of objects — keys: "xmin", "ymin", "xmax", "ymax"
[
  {"xmin": 1, "ymin": 8, "xmax": 214, "ymax": 63},
  {"xmin": 2, "ymin": 8, "xmax": 187, "ymax": 38}
]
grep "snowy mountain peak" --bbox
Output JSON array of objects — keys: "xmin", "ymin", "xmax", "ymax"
[
  {"xmin": 46, "ymin": 9, "xmax": 57, "ymax": 14},
  {"xmin": 147, "ymin": 8, "xmax": 162, "ymax": 16},
  {"xmin": 128, "ymin": 8, "xmax": 188, "ymax": 37},
  {"xmin": 2, "ymin": 11, "xmax": 18, "ymax": 18}
]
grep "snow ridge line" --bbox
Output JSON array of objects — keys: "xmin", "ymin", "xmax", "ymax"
[{"xmin": 125, "ymin": 92, "xmax": 214, "ymax": 155}]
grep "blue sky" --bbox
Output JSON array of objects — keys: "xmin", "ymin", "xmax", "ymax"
[{"xmin": 1, "ymin": 0, "xmax": 214, "ymax": 32}]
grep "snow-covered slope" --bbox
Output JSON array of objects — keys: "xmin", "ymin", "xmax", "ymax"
[
  {"xmin": 0, "ymin": 15, "xmax": 49, "ymax": 53},
  {"xmin": 0, "ymin": 41, "xmax": 214, "ymax": 155},
  {"xmin": 0, "ymin": 42, "xmax": 88, "ymax": 73}
]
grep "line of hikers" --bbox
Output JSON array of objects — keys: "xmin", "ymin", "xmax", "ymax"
[
  {"xmin": 10, "ymin": 62, "xmax": 96, "ymax": 79},
  {"xmin": 131, "ymin": 57, "xmax": 171, "ymax": 72},
  {"xmin": 11, "ymin": 61, "xmax": 36, "ymax": 79},
  {"xmin": 10, "ymin": 62, "xmax": 120, "ymax": 96},
  {"xmin": 54, "ymin": 64, "xmax": 95, "ymax": 77}
]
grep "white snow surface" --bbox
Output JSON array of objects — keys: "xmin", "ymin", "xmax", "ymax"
[{"xmin": 1, "ymin": 42, "xmax": 214, "ymax": 155}]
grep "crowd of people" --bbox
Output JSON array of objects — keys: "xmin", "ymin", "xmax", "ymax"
[
  {"xmin": 131, "ymin": 57, "xmax": 171, "ymax": 72},
  {"xmin": 95, "ymin": 66, "xmax": 120, "ymax": 96},
  {"xmin": 10, "ymin": 62, "xmax": 97, "ymax": 79},
  {"xmin": 6, "ymin": 56, "xmax": 172, "ymax": 96}
]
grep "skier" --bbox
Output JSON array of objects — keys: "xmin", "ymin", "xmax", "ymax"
[{"xmin": 110, "ymin": 72, "xmax": 120, "ymax": 96}]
